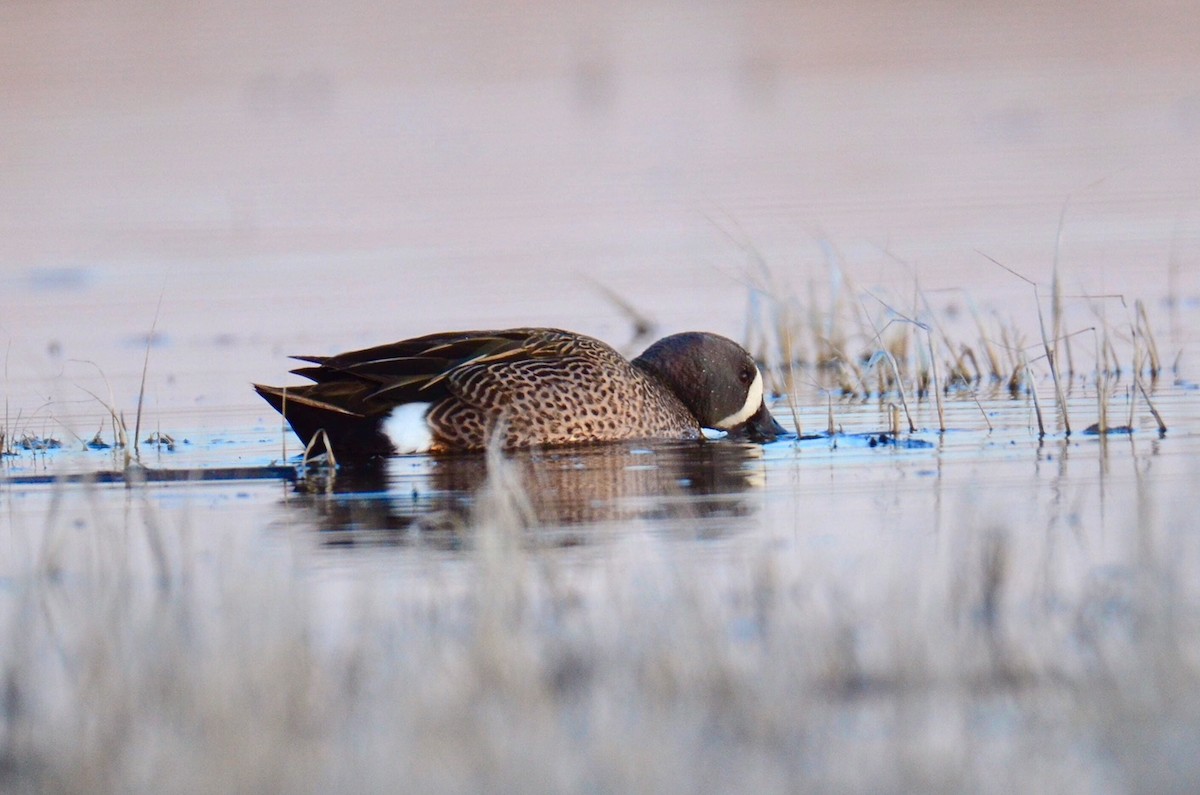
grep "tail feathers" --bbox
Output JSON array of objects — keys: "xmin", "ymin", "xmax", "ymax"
[{"xmin": 253, "ymin": 384, "xmax": 393, "ymax": 458}]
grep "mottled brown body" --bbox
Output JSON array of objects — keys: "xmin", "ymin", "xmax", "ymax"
[
  {"xmin": 421, "ymin": 332, "xmax": 702, "ymax": 450},
  {"xmin": 255, "ymin": 328, "xmax": 713, "ymax": 457}
]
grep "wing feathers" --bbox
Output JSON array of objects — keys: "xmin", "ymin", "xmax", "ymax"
[
  {"xmin": 256, "ymin": 328, "xmax": 645, "ymax": 452},
  {"xmin": 280, "ymin": 329, "xmax": 582, "ymax": 407}
]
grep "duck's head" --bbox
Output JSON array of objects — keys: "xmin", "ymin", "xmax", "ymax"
[{"xmin": 632, "ymin": 332, "xmax": 788, "ymax": 443}]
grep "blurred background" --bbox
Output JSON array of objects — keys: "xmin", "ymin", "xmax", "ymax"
[{"xmin": 3, "ymin": 0, "xmax": 1199, "ymax": 429}]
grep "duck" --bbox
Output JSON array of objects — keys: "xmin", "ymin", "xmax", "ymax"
[{"xmin": 254, "ymin": 327, "xmax": 787, "ymax": 458}]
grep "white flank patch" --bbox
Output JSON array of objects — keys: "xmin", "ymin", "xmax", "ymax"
[
  {"xmin": 700, "ymin": 427, "xmax": 729, "ymax": 440},
  {"xmin": 382, "ymin": 402, "xmax": 434, "ymax": 453},
  {"xmin": 713, "ymin": 368, "xmax": 764, "ymax": 430}
]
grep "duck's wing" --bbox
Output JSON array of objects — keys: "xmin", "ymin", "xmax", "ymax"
[
  {"xmin": 288, "ymin": 328, "xmax": 615, "ymax": 409},
  {"xmin": 419, "ymin": 329, "xmax": 666, "ymax": 450},
  {"xmin": 437, "ymin": 329, "xmax": 628, "ymax": 414},
  {"xmin": 252, "ymin": 330, "xmax": 564, "ymax": 450}
]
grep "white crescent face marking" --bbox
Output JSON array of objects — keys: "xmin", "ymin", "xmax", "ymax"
[
  {"xmin": 383, "ymin": 402, "xmax": 434, "ymax": 453},
  {"xmin": 712, "ymin": 367, "xmax": 763, "ymax": 430}
]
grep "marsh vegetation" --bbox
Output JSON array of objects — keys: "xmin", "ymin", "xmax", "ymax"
[
  {"xmin": 2, "ymin": 270, "xmax": 1196, "ymax": 793},
  {"xmin": 5, "ymin": 0, "xmax": 1200, "ymax": 790}
]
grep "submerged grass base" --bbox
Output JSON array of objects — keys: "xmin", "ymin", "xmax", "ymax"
[{"xmin": 1, "ymin": 448, "xmax": 1198, "ymax": 794}]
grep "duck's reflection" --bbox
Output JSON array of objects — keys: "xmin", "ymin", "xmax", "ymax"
[{"xmin": 287, "ymin": 441, "xmax": 765, "ymax": 548}]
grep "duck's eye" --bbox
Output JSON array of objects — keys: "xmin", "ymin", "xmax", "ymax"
[{"xmin": 738, "ymin": 368, "xmax": 754, "ymax": 385}]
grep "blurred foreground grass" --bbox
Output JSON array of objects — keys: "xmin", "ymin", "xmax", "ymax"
[{"xmin": 1, "ymin": 442, "xmax": 1197, "ymax": 795}]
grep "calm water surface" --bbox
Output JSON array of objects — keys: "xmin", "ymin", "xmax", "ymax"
[
  {"xmin": 3, "ymin": 0, "xmax": 1200, "ymax": 790},
  {"xmin": 4, "ymin": 378, "xmax": 1193, "ymax": 560}
]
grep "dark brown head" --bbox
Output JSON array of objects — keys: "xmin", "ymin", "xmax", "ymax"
[{"xmin": 632, "ymin": 332, "xmax": 787, "ymax": 442}]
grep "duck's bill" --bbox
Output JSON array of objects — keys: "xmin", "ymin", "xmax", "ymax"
[{"xmin": 726, "ymin": 402, "xmax": 789, "ymax": 443}]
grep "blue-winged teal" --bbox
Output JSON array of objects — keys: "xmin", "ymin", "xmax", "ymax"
[{"xmin": 254, "ymin": 327, "xmax": 787, "ymax": 457}]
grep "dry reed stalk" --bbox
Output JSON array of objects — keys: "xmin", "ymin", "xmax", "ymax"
[
  {"xmin": 781, "ymin": 324, "xmax": 802, "ymax": 436},
  {"xmin": 980, "ymin": 252, "xmax": 1071, "ymax": 435},
  {"xmin": 1040, "ymin": 308, "xmax": 1071, "ymax": 436},
  {"xmin": 909, "ymin": 279, "xmax": 945, "ymax": 427},
  {"xmin": 742, "ymin": 288, "xmax": 763, "ymax": 365},
  {"xmin": 860, "ymin": 295, "xmax": 917, "ymax": 432},
  {"xmin": 810, "ymin": 309, "xmax": 833, "ymax": 370},
  {"xmin": 998, "ymin": 322, "xmax": 1025, "ymax": 376},
  {"xmin": 914, "ymin": 286, "xmax": 967, "ymax": 383},
  {"xmin": 822, "ymin": 249, "xmax": 851, "ymax": 363},
  {"xmin": 1129, "ymin": 338, "xmax": 1168, "ymax": 434},
  {"xmin": 961, "ymin": 347, "xmax": 983, "ymax": 383},
  {"xmin": 887, "ymin": 347, "xmax": 915, "ymax": 431},
  {"xmin": 78, "ymin": 386, "xmax": 131, "ymax": 466},
  {"xmin": 1051, "ymin": 202, "xmax": 1076, "ymax": 377},
  {"xmin": 745, "ymin": 252, "xmax": 793, "ymax": 370},
  {"xmin": 966, "ymin": 299, "xmax": 1003, "ymax": 380},
  {"xmin": 947, "ymin": 349, "xmax": 971, "ymax": 386},
  {"xmin": 1135, "ymin": 299, "xmax": 1162, "ymax": 378},
  {"xmin": 592, "ymin": 278, "xmax": 657, "ymax": 344},
  {"xmin": 1007, "ymin": 365, "xmax": 1022, "ymax": 395},
  {"xmin": 927, "ymin": 330, "xmax": 945, "ymax": 433},
  {"xmin": 835, "ymin": 357, "xmax": 864, "ymax": 397},
  {"xmin": 1099, "ymin": 313, "xmax": 1114, "ymax": 376},
  {"xmin": 52, "ymin": 423, "xmax": 89, "ymax": 453},
  {"xmin": 1107, "ymin": 335, "xmax": 1122, "ymax": 378},
  {"xmin": 72, "ymin": 359, "xmax": 133, "ymax": 466},
  {"xmin": 1094, "ymin": 330, "xmax": 1109, "ymax": 436},
  {"xmin": 785, "ymin": 298, "xmax": 807, "ymax": 368},
  {"xmin": 1086, "ymin": 292, "xmax": 1149, "ymax": 381},
  {"xmin": 808, "ymin": 270, "xmax": 844, "ymax": 370},
  {"xmin": 1136, "ymin": 377, "xmax": 1168, "ymax": 435},
  {"xmin": 1052, "ymin": 264, "xmax": 1076, "ymax": 377},
  {"xmin": 1127, "ymin": 369, "xmax": 1137, "ymax": 433},
  {"xmin": 887, "ymin": 325, "xmax": 910, "ymax": 369},
  {"xmin": 1023, "ymin": 360, "xmax": 1046, "ymax": 438},
  {"xmin": 132, "ymin": 293, "xmax": 165, "ymax": 464},
  {"xmin": 968, "ymin": 391, "xmax": 994, "ymax": 433},
  {"xmin": 826, "ymin": 393, "xmax": 836, "ymax": 435}
]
